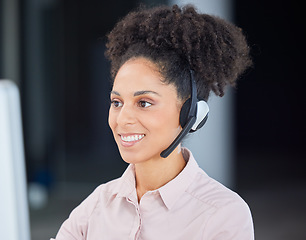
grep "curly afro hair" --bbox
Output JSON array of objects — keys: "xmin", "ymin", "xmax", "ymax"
[{"xmin": 105, "ymin": 4, "xmax": 252, "ymax": 101}]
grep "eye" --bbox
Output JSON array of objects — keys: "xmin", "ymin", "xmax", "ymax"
[
  {"xmin": 111, "ymin": 100, "xmax": 123, "ymax": 108},
  {"xmin": 138, "ymin": 100, "xmax": 152, "ymax": 108}
]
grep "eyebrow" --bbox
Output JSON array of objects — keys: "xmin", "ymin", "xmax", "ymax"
[
  {"xmin": 110, "ymin": 90, "xmax": 120, "ymax": 96},
  {"xmin": 134, "ymin": 90, "xmax": 161, "ymax": 96},
  {"xmin": 110, "ymin": 90, "xmax": 161, "ymax": 97}
]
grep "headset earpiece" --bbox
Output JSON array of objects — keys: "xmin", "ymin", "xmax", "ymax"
[
  {"xmin": 179, "ymin": 98, "xmax": 209, "ymax": 132},
  {"xmin": 179, "ymin": 98, "xmax": 192, "ymax": 128},
  {"xmin": 190, "ymin": 100, "xmax": 209, "ymax": 132}
]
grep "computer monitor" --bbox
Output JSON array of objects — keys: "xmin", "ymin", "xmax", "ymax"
[{"xmin": 0, "ymin": 80, "xmax": 30, "ymax": 240}]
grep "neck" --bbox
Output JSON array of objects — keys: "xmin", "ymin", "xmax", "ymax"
[{"xmin": 134, "ymin": 146, "xmax": 186, "ymax": 202}]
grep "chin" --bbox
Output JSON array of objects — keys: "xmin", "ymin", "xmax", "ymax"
[{"xmin": 118, "ymin": 148, "xmax": 162, "ymax": 165}]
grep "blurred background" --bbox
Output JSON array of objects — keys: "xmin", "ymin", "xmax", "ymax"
[{"xmin": 0, "ymin": 0, "xmax": 305, "ymax": 239}]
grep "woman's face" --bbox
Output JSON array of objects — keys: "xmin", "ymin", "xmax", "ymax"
[{"xmin": 108, "ymin": 58, "xmax": 182, "ymax": 164}]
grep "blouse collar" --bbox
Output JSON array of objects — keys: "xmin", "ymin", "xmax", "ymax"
[{"xmin": 111, "ymin": 148, "xmax": 201, "ymax": 210}]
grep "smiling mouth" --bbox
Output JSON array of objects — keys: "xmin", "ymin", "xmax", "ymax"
[{"xmin": 120, "ymin": 134, "xmax": 145, "ymax": 142}]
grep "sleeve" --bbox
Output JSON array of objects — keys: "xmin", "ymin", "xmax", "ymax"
[
  {"xmin": 202, "ymin": 198, "xmax": 255, "ymax": 240},
  {"xmin": 51, "ymin": 186, "xmax": 102, "ymax": 240}
]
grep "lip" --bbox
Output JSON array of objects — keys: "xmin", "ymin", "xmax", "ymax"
[{"xmin": 118, "ymin": 133, "xmax": 145, "ymax": 147}]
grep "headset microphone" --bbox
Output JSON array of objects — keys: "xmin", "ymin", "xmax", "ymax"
[{"xmin": 160, "ymin": 70, "xmax": 209, "ymax": 158}]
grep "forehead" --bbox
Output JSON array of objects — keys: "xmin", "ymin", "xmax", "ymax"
[{"xmin": 113, "ymin": 58, "xmax": 174, "ymax": 93}]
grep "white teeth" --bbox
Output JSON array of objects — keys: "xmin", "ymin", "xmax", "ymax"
[{"xmin": 121, "ymin": 134, "xmax": 144, "ymax": 142}]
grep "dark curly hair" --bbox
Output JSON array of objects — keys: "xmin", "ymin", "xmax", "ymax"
[{"xmin": 105, "ymin": 4, "xmax": 252, "ymax": 101}]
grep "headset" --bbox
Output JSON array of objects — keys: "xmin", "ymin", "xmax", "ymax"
[{"xmin": 160, "ymin": 70, "xmax": 209, "ymax": 158}]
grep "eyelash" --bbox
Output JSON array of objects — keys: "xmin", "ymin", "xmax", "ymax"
[
  {"xmin": 110, "ymin": 100, "xmax": 152, "ymax": 108},
  {"xmin": 110, "ymin": 100, "xmax": 123, "ymax": 108},
  {"xmin": 138, "ymin": 100, "xmax": 152, "ymax": 108}
]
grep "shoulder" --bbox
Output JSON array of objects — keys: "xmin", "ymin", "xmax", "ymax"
[
  {"xmin": 65, "ymin": 180, "xmax": 118, "ymax": 222},
  {"xmin": 187, "ymin": 170, "xmax": 246, "ymax": 207},
  {"xmin": 80, "ymin": 177, "xmax": 122, "ymax": 211},
  {"xmin": 182, "ymin": 148, "xmax": 250, "ymax": 212},
  {"xmin": 54, "ymin": 178, "xmax": 122, "ymax": 240},
  {"xmin": 186, "ymin": 170, "xmax": 254, "ymax": 239}
]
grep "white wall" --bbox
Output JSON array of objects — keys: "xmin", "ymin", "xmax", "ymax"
[{"xmin": 170, "ymin": 0, "xmax": 235, "ymax": 188}]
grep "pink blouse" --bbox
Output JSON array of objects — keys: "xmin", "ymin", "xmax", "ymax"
[{"xmin": 52, "ymin": 148, "xmax": 254, "ymax": 240}]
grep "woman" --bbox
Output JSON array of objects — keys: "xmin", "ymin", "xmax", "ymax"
[{"xmin": 52, "ymin": 4, "xmax": 254, "ymax": 240}]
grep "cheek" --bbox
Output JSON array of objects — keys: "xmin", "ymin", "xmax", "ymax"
[
  {"xmin": 108, "ymin": 108, "xmax": 116, "ymax": 132},
  {"xmin": 146, "ymin": 107, "xmax": 181, "ymax": 132}
]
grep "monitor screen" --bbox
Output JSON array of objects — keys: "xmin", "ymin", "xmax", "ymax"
[{"xmin": 0, "ymin": 80, "xmax": 30, "ymax": 240}]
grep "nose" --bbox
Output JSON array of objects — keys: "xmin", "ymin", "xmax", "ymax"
[{"xmin": 116, "ymin": 104, "xmax": 136, "ymax": 126}]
